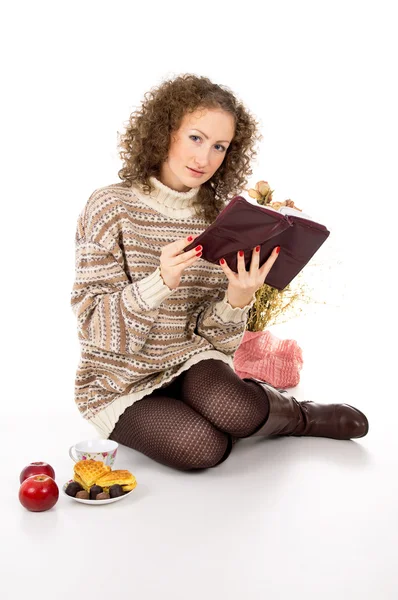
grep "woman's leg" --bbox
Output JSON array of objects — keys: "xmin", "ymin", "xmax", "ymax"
[
  {"xmin": 181, "ymin": 359, "xmax": 369, "ymax": 440},
  {"xmin": 109, "ymin": 386, "xmax": 233, "ymax": 471},
  {"xmin": 180, "ymin": 359, "xmax": 270, "ymax": 437},
  {"xmin": 109, "ymin": 358, "xmax": 271, "ymax": 471}
]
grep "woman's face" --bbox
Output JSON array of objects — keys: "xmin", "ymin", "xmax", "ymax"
[{"xmin": 159, "ymin": 107, "xmax": 235, "ymax": 192}]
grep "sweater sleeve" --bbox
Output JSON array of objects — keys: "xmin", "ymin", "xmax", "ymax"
[
  {"xmin": 194, "ymin": 290, "xmax": 256, "ymax": 356},
  {"xmin": 71, "ymin": 236, "xmax": 175, "ymax": 355}
]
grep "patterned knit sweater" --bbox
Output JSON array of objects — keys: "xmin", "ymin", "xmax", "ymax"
[{"xmin": 71, "ymin": 176, "xmax": 256, "ymax": 438}]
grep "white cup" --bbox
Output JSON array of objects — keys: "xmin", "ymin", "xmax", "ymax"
[{"xmin": 68, "ymin": 439, "xmax": 118, "ymax": 467}]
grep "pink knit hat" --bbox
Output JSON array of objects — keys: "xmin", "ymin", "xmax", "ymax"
[{"xmin": 233, "ymin": 330, "xmax": 303, "ymax": 388}]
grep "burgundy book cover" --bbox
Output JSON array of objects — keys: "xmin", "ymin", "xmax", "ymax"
[{"xmin": 183, "ymin": 195, "xmax": 330, "ymax": 291}]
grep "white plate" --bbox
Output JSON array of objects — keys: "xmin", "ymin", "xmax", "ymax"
[{"xmin": 62, "ymin": 480, "xmax": 135, "ymax": 505}]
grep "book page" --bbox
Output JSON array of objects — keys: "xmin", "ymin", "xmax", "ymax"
[{"xmin": 278, "ymin": 206, "xmax": 313, "ymax": 220}]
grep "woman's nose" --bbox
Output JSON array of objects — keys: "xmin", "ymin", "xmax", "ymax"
[{"xmin": 195, "ymin": 147, "xmax": 211, "ymax": 166}]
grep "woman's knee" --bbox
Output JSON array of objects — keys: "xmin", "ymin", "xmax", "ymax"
[
  {"xmin": 181, "ymin": 361, "xmax": 268, "ymax": 437},
  {"xmin": 170, "ymin": 426, "xmax": 231, "ymax": 470}
]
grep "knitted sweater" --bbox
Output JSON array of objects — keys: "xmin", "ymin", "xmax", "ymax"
[{"xmin": 71, "ymin": 176, "xmax": 256, "ymax": 438}]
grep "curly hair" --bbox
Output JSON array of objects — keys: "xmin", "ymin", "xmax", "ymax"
[{"xmin": 117, "ymin": 73, "xmax": 263, "ymax": 223}]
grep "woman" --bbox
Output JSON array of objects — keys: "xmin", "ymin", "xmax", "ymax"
[{"xmin": 71, "ymin": 73, "xmax": 368, "ymax": 471}]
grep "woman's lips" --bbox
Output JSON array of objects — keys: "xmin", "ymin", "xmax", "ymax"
[{"xmin": 187, "ymin": 167, "xmax": 204, "ymax": 176}]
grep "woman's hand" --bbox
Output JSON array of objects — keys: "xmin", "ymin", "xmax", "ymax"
[
  {"xmin": 160, "ymin": 234, "xmax": 202, "ymax": 290},
  {"xmin": 219, "ymin": 246, "xmax": 280, "ymax": 308}
]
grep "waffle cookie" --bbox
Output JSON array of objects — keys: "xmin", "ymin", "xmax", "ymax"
[
  {"xmin": 95, "ymin": 470, "xmax": 137, "ymax": 490},
  {"xmin": 101, "ymin": 483, "xmax": 137, "ymax": 493},
  {"xmin": 73, "ymin": 460, "xmax": 111, "ymax": 488},
  {"xmin": 73, "ymin": 472, "xmax": 90, "ymax": 492},
  {"xmin": 122, "ymin": 483, "xmax": 136, "ymax": 492}
]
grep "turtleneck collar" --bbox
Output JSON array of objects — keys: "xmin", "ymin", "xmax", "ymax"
[{"xmin": 129, "ymin": 176, "xmax": 201, "ymax": 219}]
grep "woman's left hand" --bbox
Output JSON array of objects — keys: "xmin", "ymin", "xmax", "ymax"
[{"xmin": 219, "ymin": 245, "xmax": 280, "ymax": 309}]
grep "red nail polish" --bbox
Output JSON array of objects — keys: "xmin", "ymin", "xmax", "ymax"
[
  {"xmin": 276, "ymin": 246, "xmax": 281, "ymax": 254},
  {"xmin": 220, "ymin": 258, "xmax": 225, "ymax": 264},
  {"xmin": 239, "ymin": 250, "xmax": 244, "ymax": 257},
  {"xmin": 187, "ymin": 236, "xmax": 193, "ymax": 241},
  {"xmin": 255, "ymin": 246, "xmax": 260, "ymax": 252}
]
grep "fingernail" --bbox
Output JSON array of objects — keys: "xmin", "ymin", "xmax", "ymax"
[
  {"xmin": 239, "ymin": 250, "xmax": 244, "ymax": 257},
  {"xmin": 187, "ymin": 236, "xmax": 193, "ymax": 241},
  {"xmin": 195, "ymin": 245, "xmax": 202, "ymax": 251},
  {"xmin": 220, "ymin": 258, "xmax": 225, "ymax": 264},
  {"xmin": 276, "ymin": 246, "xmax": 281, "ymax": 254},
  {"xmin": 255, "ymin": 246, "xmax": 260, "ymax": 252}
]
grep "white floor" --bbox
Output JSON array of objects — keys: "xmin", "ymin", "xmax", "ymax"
[{"xmin": 4, "ymin": 304, "xmax": 397, "ymax": 600}]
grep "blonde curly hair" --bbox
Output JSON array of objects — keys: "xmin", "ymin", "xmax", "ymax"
[{"xmin": 117, "ymin": 73, "xmax": 263, "ymax": 223}]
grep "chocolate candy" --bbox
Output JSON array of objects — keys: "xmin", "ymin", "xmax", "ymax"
[
  {"xmin": 96, "ymin": 492, "xmax": 110, "ymax": 500},
  {"xmin": 89, "ymin": 485, "xmax": 103, "ymax": 500},
  {"xmin": 109, "ymin": 484, "xmax": 123, "ymax": 498},
  {"xmin": 65, "ymin": 481, "xmax": 83, "ymax": 497},
  {"xmin": 76, "ymin": 490, "xmax": 90, "ymax": 500}
]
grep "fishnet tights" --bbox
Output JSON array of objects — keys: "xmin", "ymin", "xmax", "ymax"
[{"xmin": 109, "ymin": 359, "xmax": 270, "ymax": 471}]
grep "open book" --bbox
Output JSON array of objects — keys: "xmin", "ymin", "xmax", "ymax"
[{"xmin": 183, "ymin": 195, "xmax": 330, "ymax": 291}]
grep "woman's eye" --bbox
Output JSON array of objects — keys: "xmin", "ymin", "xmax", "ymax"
[{"xmin": 189, "ymin": 135, "xmax": 226, "ymax": 152}]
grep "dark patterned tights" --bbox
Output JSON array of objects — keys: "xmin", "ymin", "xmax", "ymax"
[{"xmin": 109, "ymin": 359, "xmax": 270, "ymax": 471}]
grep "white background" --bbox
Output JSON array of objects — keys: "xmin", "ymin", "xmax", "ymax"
[
  {"xmin": 0, "ymin": 2, "xmax": 398, "ymax": 412},
  {"xmin": 2, "ymin": 0, "xmax": 396, "ymax": 418},
  {"xmin": 1, "ymin": 2, "xmax": 397, "ymax": 598}
]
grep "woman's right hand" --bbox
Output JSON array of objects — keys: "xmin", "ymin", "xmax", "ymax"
[{"xmin": 160, "ymin": 235, "xmax": 203, "ymax": 290}]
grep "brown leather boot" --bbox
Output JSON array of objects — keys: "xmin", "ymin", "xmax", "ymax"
[{"xmin": 242, "ymin": 378, "xmax": 369, "ymax": 440}]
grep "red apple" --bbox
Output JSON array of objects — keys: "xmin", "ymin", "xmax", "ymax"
[
  {"xmin": 19, "ymin": 461, "xmax": 55, "ymax": 484},
  {"xmin": 19, "ymin": 475, "xmax": 59, "ymax": 512}
]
